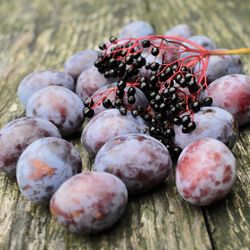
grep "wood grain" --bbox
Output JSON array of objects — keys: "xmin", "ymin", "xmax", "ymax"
[{"xmin": 0, "ymin": 0, "xmax": 249, "ymax": 249}]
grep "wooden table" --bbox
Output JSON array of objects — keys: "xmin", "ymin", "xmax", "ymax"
[{"xmin": 0, "ymin": 0, "xmax": 249, "ymax": 249}]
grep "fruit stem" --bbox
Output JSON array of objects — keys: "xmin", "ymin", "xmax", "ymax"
[{"xmin": 206, "ymin": 48, "xmax": 250, "ymax": 56}]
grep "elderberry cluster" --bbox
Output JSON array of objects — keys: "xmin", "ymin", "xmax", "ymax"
[{"xmin": 86, "ymin": 36, "xmax": 214, "ymax": 158}]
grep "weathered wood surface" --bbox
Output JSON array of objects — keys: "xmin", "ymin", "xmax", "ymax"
[{"xmin": 0, "ymin": 0, "xmax": 249, "ymax": 249}]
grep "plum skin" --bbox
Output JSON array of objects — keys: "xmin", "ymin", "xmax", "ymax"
[
  {"xmin": 206, "ymin": 74, "xmax": 250, "ymax": 126},
  {"xmin": 26, "ymin": 86, "xmax": 84, "ymax": 136},
  {"xmin": 0, "ymin": 117, "xmax": 61, "ymax": 176},
  {"xmin": 119, "ymin": 21, "xmax": 155, "ymax": 38},
  {"xmin": 94, "ymin": 133, "xmax": 172, "ymax": 193},
  {"xmin": 81, "ymin": 109, "xmax": 148, "ymax": 155},
  {"xmin": 76, "ymin": 66, "xmax": 109, "ymax": 100},
  {"xmin": 16, "ymin": 137, "xmax": 82, "ymax": 203},
  {"xmin": 17, "ymin": 70, "xmax": 75, "ymax": 107},
  {"xmin": 50, "ymin": 172, "xmax": 128, "ymax": 234},
  {"xmin": 176, "ymin": 138, "xmax": 237, "ymax": 206},
  {"xmin": 174, "ymin": 107, "xmax": 238, "ymax": 150},
  {"xmin": 64, "ymin": 50, "xmax": 98, "ymax": 79}
]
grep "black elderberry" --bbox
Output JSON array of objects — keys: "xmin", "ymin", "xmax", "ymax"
[
  {"xmin": 117, "ymin": 80, "xmax": 126, "ymax": 90},
  {"xmin": 156, "ymin": 113, "xmax": 163, "ymax": 120},
  {"xmin": 125, "ymin": 56, "xmax": 133, "ymax": 65},
  {"xmin": 169, "ymin": 87, "xmax": 177, "ymax": 94},
  {"xmin": 142, "ymin": 40, "xmax": 151, "ymax": 48},
  {"xmin": 150, "ymin": 62, "xmax": 159, "ymax": 71},
  {"xmin": 109, "ymin": 69, "xmax": 117, "ymax": 77},
  {"xmin": 149, "ymin": 75, "xmax": 158, "ymax": 84},
  {"xmin": 178, "ymin": 77, "xmax": 187, "ymax": 87},
  {"xmin": 160, "ymin": 73, "xmax": 167, "ymax": 81},
  {"xmin": 120, "ymin": 50, "xmax": 127, "ymax": 57},
  {"xmin": 170, "ymin": 93, "xmax": 179, "ymax": 104},
  {"xmin": 203, "ymin": 97, "xmax": 213, "ymax": 106},
  {"xmin": 151, "ymin": 47, "xmax": 159, "ymax": 56},
  {"xmin": 150, "ymin": 99, "xmax": 156, "ymax": 106},
  {"xmin": 155, "ymin": 94, "xmax": 162, "ymax": 103},
  {"xmin": 154, "ymin": 103, "xmax": 160, "ymax": 111},
  {"xmin": 151, "ymin": 118, "xmax": 157, "ymax": 126},
  {"xmin": 116, "ymin": 89, "xmax": 124, "ymax": 98},
  {"xmin": 172, "ymin": 64, "xmax": 178, "ymax": 71},
  {"xmin": 83, "ymin": 107, "xmax": 94, "ymax": 118},
  {"xmin": 172, "ymin": 147, "xmax": 182, "ymax": 159},
  {"xmin": 140, "ymin": 77, "xmax": 147, "ymax": 83},
  {"xmin": 181, "ymin": 115, "xmax": 191, "ymax": 127},
  {"xmin": 131, "ymin": 109, "xmax": 139, "ymax": 117},
  {"xmin": 84, "ymin": 97, "xmax": 93, "ymax": 107},
  {"xmin": 115, "ymin": 98, "xmax": 123, "ymax": 107},
  {"xmin": 165, "ymin": 128, "xmax": 175, "ymax": 137},
  {"xmin": 187, "ymin": 121, "xmax": 196, "ymax": 131},
  {"xmin": 165, "ymin": 67, "xmax": 173, "ymax": 77},
  {"xmin": 136, "ymin": 105, "xmax": 143, "ymax": 113},
  {"xmin": 191, "ymin": 101, "xmax": 201, "ymax": 112},
  {"xmin": 119, "ymin": 106, "xmax": 127, "ymax": 115},
  {"xmin": 140, "ymin": 82, "xmax": 148, "ymax": 91},
  {"xmin": 145, "ymin": 63, "xmax": 151, "ymax": 70},
  {"xmin": 109, "ymin": 58, "xmax": 117, "ymax": 68},
  {"xmin": 163, "ymin": 88, "xmax": 171, "ymax": 98},
  {"xmin": 136, "ymin": 56, "xmax": 146, "ymax": 67},
  {"xmin": 94, "ymin": 59, "xmax": 102, "ymax": 68},
  {"xmin": 97, "ymin": 67, "xmax": 105, "ymax": 73},
  {"xmin": 173, "ymin": 116, "xmax": 181, "ymax": 125},
  {"xmin": 109, "ymin": 36, "xmax": 117, "ymax": 43},
  {"xmin": 127, "ymin": 95, "xmax": 136, "ymax": 104},
  {"xmin": 104, "ymin": 71, "xmax": 110, "ymax": 78},
  {"xmin": 98, "ymin": 42, "xmax": 106, "ymax": 50},
  {"xmin": 185, "ymin": 73, "xmax": 193, "ymax": 81},
  {"xmin": 149, "ymin": 91, "xmax": 157, "ymax": 100},
  {"xmin": 159, "ymin": 103, "xmax": 166, "ymax": 111},
  {"xmin": 175, "ymin": 73, "xmax": 182, "ymax": 84},
  {"xmin": 102, "ymin": 99, "xmax": 112, "ymax": 109},
  {"xmin": 127, "ymin": 87, "xmax": 136, "ymax": 96},
  {"xmin": 143, "ymin": 113, "xmax": 151, "ymax": 122},
  {"xmin": 182, "ymin": 121, "xmax": 196, "ymax": 133}
]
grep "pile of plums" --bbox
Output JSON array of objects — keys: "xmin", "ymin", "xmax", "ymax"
[{"xmin": 0, "ymin": 21, "xmax": 249, "ymax": 234}]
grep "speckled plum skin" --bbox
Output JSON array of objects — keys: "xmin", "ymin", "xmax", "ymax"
[
  {"xmin": 176, "ymin": 138, "xmax": 237, "ymax": 206},
  {"xmin": 174, "ymin": 107, "xmax": 238, "ymax": 149},
  {"xmin": 119, "ymin": 21, "xmax": 155, "ymax": 38},
  {"xmin": 64, "ymin": 50, "xmax": 98, "ymax": 79},
  {"xmin": 26, "ymin": 86, "xmax": 84, "ymax": 136},
  {"xmin": 50, "ymin": 172, "xmax": 128, "ymax": 234},
  {"xmin": 81, "ymin": 109, "xmax": 148, "ymax": 155},
  {"xmin": 199, "ymin": 53, "xmax": 244, "ymax": 83},
  {"xmin": 94, "ymin": 134, "xmax": 172, "ymax": 193},
  {"xmin": 76, "ymin": 66, "xmax": 109, "ymax": 100},
  {"xmin": 16, "ymin": 137, "xmax": 82, "ymax": 203},
  {"xmin": 164, "ymin": 24, "xmax": 193, "ymax": 38},
  {"xmin": 90, "ymin": 84, "xmax": 149, "ymax": 115},
  {"xmin": 0, "ymin": 117, "xmax": 61, "ymax": 176},
  {"xmin": 206, "ymin": 74, "xmax": 250, "ymax": 126},
  {"xmin": 17, "ymin": 70, "xmax": 75, "ymax": 107}
]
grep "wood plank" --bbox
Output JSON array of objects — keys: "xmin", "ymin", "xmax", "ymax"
[{"xmin": 0, "ymin": 0, "xmax": 249, "ymax": 249}]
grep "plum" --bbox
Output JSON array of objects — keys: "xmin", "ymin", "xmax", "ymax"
[
  {"xmin": 16, "ymin": 137, "xmax": 82, "ymax": 203},
  {"xmin": 76, "ymin": 66, "xmax": 110, "ymax": 100},
  {"xmin": 26, "ymin": 86, "xmax": 84, "ymax": 136},
  {"xmin": 81, "ymin": 109, "xmax": 148, "ymax": 155},
  {"xmin": 205, "ymin": 74, "xmax": 250, "ymax": 126},
  {"xmin": 0, "ymin": 117, "xmax": 61, "ymax": 176},
  {"xmin": 17, "ymin": 70, "xmax": 74, "ymax": 107},
  {"xmin": 64, "ymin": 50, "xmax": 98, "ymax": 79},
  {"xmin": 50, "ymin": 172, "xmax": 128, "ymax": 234},
  {"xmin": 164, "ymin": 24, "xmax": 193, "ymax": 38},
  {"xmin": 176, "ymin": 138, "xmax": 237, "ymax": 206},
  {"xmin": 174, "ymin": 107, "xmax": 238, "ymax": 149},
  {"xmin": 119, "ymin": 21, "xmax": 155, "ymax": 38},
  {"xmin": 94, "ymin": 133, "xmax": 172, "ymax": 193}
]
